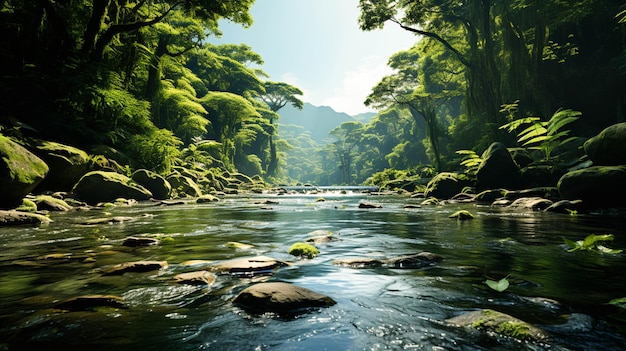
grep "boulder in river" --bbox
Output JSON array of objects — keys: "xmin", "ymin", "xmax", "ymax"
[
  {"xmin": 446, "ymin": 309, "xmax": 550, "ymax": 342},
  {"xmin": 583, "ymin": 122, "xmax": 626, "ymax": 166},
  {"xmin": 166, "ymin": 174, "xmax": 202, "ymax": 198},
  {"xmin": 0, "ymin": 210, "xmax": 51, "ymax": 226},
  {"xmin": 0, "ymin": 135, "xmax": 49, "ymax": 209},
  {"xmin": 233, "ymin": 282, "xmax": 336, "ymax": 315},
  {"xmin": 424, "ymin": 172, "xmax": 470, "ymax": 199},
  {"xmin": 72, "ymin": 171, "xmax": 153, "ymax": 204},
  {"xmin": 31, "ymin": 140, "xmax": 90, "ymax": 192},
  {"xmin": 476, "ymin": 142, "xmax": 521, "ymax": 191},
  {"xmin": 557, "ymin": 165, "xmax": 626, "ymax": 209},
  {"xmin": 131, "ymin": 169, "xmax": 171, "ymax": 200}
]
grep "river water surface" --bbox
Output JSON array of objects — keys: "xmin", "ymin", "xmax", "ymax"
[{"xmin": 1, "ymin": 192, "xmax": 625, "ymax": 350}]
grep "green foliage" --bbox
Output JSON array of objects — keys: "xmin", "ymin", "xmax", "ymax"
[
  {"xmin": 564, "ymin": 234, "xmax": 623, "ymax": 254},
  {"xmin": 499, "ymin": 106, "xmax": 581, "ymax": 163},
  {"xmin": 126, "ymin": 129, "xmax": 182, "ymax": 174},
  {"xmin": 456, "ymin": 149, "xmax": 482, "ymax": 175},
  {"xmin": 485, "ymin": 276, "xmax": 510, "ymax": 292}
]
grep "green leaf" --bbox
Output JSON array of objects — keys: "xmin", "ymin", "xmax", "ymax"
[
  {"xmin": 485, "ymin": 277, "xmax": 510, "ymax": 292},
  {"xmin": 609, "ymin": 297, "xmax": 626, "ymax": 309},
  {"xmin": 564, "ymin": 238, "xmax": 582, "ymax": 252},
  {"xmin": 518, "ymin": 125, "xmax": 548, "ymax": 143}
]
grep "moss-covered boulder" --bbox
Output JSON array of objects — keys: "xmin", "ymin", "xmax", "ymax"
[
  {"xmin": 0, "ymin": 135, "xmax": 49, "ymax": 209},
  {"xmin": 71, "ymin": 171, "xmax": 152, "ymax": 204},
  {"xmin": 166, "ymin": 174, "xmax": 202, "ymax": 198},
  {"xmin": 131, "ymin": 169, "xmax": 171, "ymax": 200},
  {"xmin": 583, "ymin": 122, "xmax": 626, "ymax": 166},
  {"xmin": 446, "ymin": 309, "xmax": 549, "ymax": 342},
  {"xmin": 32, "ymin": 195, "xmax": 73, "ymax": 211},
  {"xmin": 31, "ymin": 140, "xmax": 90, "ymax": 192},
  {"xmin": 0, "ymin": 210, "xmax": 51, "ymax": 226},
  {"xmin": 476, "ymin": 142, "xmax": 521, "ymax": 191},
  {"xmin": 424, "ymin": 172, "xmax": 470, "ymax": 199},
  {"xmin": 520, "ymin": 165, "xmax": 567, "ymax": 188},
  {"xmin": 557, "ymin": 165, "xmax": 626, "ymax": 208}
]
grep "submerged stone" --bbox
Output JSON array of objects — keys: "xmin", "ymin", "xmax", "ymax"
[
  {"xmin": 122, "ymin": 236, "xmax": 160, "ymax": 247},
  {"xmin": 102, "ymin": 260, "xmax": 167, "ymax": 276},
  {"xmin": 55, "ymin": 295, "xmax": 126, "ymax": 311},
  {"xmin": 334, "ymin": 252, "xmax": 443, "ymax": 269},
  {"xmin": 210, "ymin": 256, "xmax": 289, "ymax": 275},
  {"xmin": 173, "ymin": 271, "xmax": 216, "ymax": 286}
]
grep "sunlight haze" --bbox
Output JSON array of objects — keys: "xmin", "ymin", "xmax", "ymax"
[{"xmin": 214, "ymin": 0, "xmax": 417, "ymax": 115}]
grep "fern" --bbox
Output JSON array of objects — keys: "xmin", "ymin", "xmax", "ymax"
[
  {"xmin": 456, "ymin": 149, "xmax": 482, "ymax": 175},
  {"xmin": 499, "ymin": 108, "xmax": 581, "ymax": 163}
]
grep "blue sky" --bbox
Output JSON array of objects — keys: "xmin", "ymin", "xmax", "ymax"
[{"xmin": 212, "ymin": 0, "xmax": 418, "ymax": 115}]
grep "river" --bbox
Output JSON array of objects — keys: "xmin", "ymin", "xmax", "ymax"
[{"xmin": 1, "ymin": 191, "xmax": 625, "ymax": 350}]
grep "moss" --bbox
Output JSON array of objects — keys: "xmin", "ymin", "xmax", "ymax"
[
  {"xmin": 16, "ymin": 199, "xmax": 37, "ymax": 212},
  {"xmin": 449, "ymin": 210, "xmax": 474, "ymax": 220},
  {"xmin": 33, "ymin": 195, "xmax": 73, "ymax": 211},
  {"xmin": 0, "ymin": 135, "xmax": 48, "ymax": 184},
  {"xmin": 288, "ymin": 242, "xmax": 320, "ymax": 259}
]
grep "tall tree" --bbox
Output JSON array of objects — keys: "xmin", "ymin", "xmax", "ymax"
[{"xmin": 256, "ymin": 81, "xmax": 304, "ymax": 176}]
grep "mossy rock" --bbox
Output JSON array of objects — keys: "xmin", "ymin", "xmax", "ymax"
[
  {"xmin": 31, "ymin": 140, "xmax": 90, "ymax": 192},
  {"xmin": 424, "ymin": 172, "xmax": 470, "ymax": 199},
  {"xmin": 32, "ymin": 195, "xmax": 73, "ymax": 211},
  {"xmin": 71, "ymin": 171, "xmax": 152, "ymax": 204},
  {"xmin": 131, "ymin": 169, "xmax": 171, "ymax": 200},
  {"xmin": 583, "ymin": 122, "xmax": 626, "ymax": 166},
  {"xmin": 449, "ymin": 210, "xmax": 474, "ymax": 220},
  {"xmin": 0, "ymin": 210, "xmax": 51, "ymax": 226},
  {"xmin": 166, "ymin": 174, "xmax": 202, "ymax": 198},
  {"xmin": 15, "ymin": 199, "xmax": 37, "ymax": 212},
  {"xmin": 446, "ymin": 309, "xmax": 549, "ymax": 342},
  {"xmin": 0, "ymin": 135, "xmax": 49, "ymax": 209},
  {"xmin": 288, "ymin": 242, "xmax": 320, "ymax": 259},
  {"xmin": 558, "ymin": 165, "xmax": 626, "ymax": 208}
]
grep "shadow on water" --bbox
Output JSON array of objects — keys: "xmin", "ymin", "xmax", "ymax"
[{"xmin": 0, "ymin": 193, "xmax": 625, "ymax": 350}]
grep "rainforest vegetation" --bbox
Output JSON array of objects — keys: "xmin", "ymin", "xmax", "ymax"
[{"xmin": 0, "ymin": 0, "xmax": 625, "ymax": 186}]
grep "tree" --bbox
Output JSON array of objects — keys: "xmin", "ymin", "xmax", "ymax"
[
  {"xmin": 366, "ymin": 42, "xmax": 464, "ymax": 171},
  {"xmin": 256, "ymin": 81, "xmax": 304, "ymax": 176},
  {"xmin": 200, "ymin": 91, "xmax": 261, "ymax": 168},
  {"xmin": 358, "ymin": 0, "xmax": 623, "ymax": 144}
]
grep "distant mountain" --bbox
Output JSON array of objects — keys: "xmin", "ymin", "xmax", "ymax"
[{"xmin": 277, "ymin": 103, "xmax": 373, "ymax": 143}]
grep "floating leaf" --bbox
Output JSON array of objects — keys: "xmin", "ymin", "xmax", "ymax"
[
  {"xmin": 485, "ymin": 277, "xmax": 510, "ymax": 292},
  {"xmin": 609, "ymin": 297, "xmax": 626, "ymax": 309}
]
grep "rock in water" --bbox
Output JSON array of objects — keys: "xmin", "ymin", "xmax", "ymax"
[
  {"xmin": 233, "ymin": 282, "xmax": 336, "ymax": 314},
  {"xmin": 72, "ymin": 171, "xmax": 153, "ymax": 204},
  {"xmin": 0, "ymin": 135, "xmax": 48, "ymax": 209},
  {"xmin": 446, "ymin": 309, "xmax": 549, "ymax": 342},
  {"xmin": 131, "ymin": 169, "xmax": 172, "ymax": 200},
  {"xmin": 476, "ymin": 142, "xmax": 521, "ymax": 191}
]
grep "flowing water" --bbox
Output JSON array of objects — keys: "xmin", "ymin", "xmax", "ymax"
[{"xmin": 1, "ymin": 192, "xmax": 625, "ymax": 350}]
